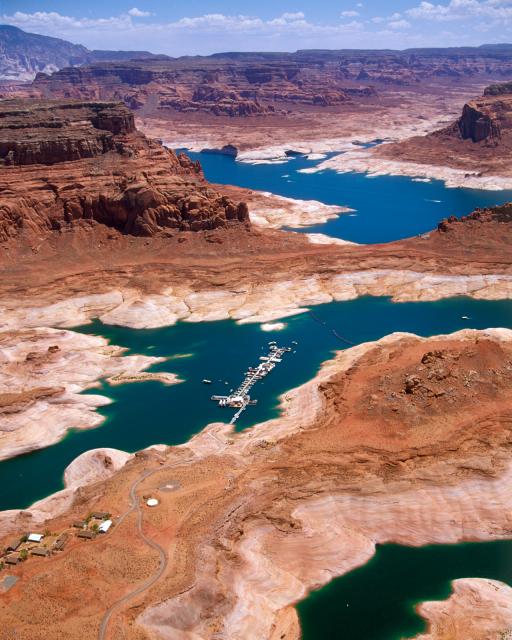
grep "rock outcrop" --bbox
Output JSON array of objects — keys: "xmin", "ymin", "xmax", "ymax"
[
  {"xmin": 0, "ymin": 99, "xmax": 249, "ymax": 244},
  {"xmin": 0, "ymin": 100, "xmax": 136, "ymax": 165},
  {"xmin": 424, "ymin": 82, "xmax": 512, "ymax": 147},
  {"xmin": 374, "ymin": 81, "xmax": 512, "ymax": 179},
  {"xmin": 438, "ymin": 203, "xmax": 512, "ymax": 233},
  {"xmin": 457, "ymin": 98, "xmax": 503, "ymax": 143}
]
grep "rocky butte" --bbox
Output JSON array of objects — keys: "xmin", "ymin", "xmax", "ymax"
[
  {"xmin": 373, "ymin": 80, "xmax": 512, "ymax": 181},
  {"xmin": 0, "ymin": 99, "xmax": 249, "ymax": 245}
]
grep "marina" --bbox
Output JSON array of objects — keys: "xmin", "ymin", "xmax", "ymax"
[{"xmin": 211, "ymin": 342, "xmax": 293, "ymax": 424}]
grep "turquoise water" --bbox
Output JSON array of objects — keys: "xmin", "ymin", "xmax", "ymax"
[
  {"xmin": 1, "ymin": 296, "xmax": 511, "ymax": 511},
  {"xmin": 2, "ymin": 149, "xmax": 512, "ymax": 638},
  {"xmin": 185, "ymin": 150, "xmax": 512, "ymax": 244},
  {"xmin": 298, "ymin": 541, "xmax": 512, "ymax": 640}
]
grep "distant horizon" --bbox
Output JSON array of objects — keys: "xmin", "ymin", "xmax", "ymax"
[
  {"xmin": 2, "ymin": 1, "xmax": 512, "ymax": 56},
  {"xmin": 2, "ymin": 22, "xmax": 512, "ymax": 59}
]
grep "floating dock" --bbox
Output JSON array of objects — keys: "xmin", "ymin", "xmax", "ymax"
[{"xmin": 211, "ymin": 343, "xmax": 292, "ymax": 424}]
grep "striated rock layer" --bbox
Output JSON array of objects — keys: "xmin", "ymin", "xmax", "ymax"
[
  {"xmin": 372, "ymin": 80, "xmax": 512, "ymax": 184},
  {"xmin": 0, "ymin": 326, "xmax": 180, "ymax": 461},
  {"xmin": 31, "ymin": 48, "xmax": 512, "ymax": 118},
  {"xmin": 2, "ymin": 329, "xmax": 512, "ymax": 638},
  {"xmin": 0, "ymin": 99, "xmax": 249, "ymax": 244}
]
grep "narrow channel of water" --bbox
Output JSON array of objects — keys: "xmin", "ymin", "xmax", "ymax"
[
  {"xmin": 3, "ymin": 149, "xmax": 512, "ymax": 638},
  {"xmin": 185, "ymin": 150, "xmax": 512, "ymax": 244},
  {"xmin": 298, "ymin": 541, "xmax": 512, "ymax": 640},
  {"xmin": 1, "ymin": 296, "xmax": 511, "ymax": 511}
]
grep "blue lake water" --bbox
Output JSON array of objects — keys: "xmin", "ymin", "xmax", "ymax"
[
  {"xmin": 1, "ymin": 296, "xmax": 511, "ymax": 511},
  {"xmin": 185, "ymin": 150, "xmax": 512, "ymax": 244},
  {"xmin": 2, "ymin": 148, "xmax": 512, "ymax": 638}
]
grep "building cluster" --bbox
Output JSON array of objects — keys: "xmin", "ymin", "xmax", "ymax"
[{"xmin": 0, "ymin": 511, "xmax": 113, "ymax": 569}]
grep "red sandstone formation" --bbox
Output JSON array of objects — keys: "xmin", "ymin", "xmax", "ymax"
[
  {"xmin": 438, "ymin": 203, "xmax": 512, "ymax": 233},
  {"xmin": 30, "ymin": 48, "xmax": 512, "ymax": 121},
  {"xmin": 0, "ymin": 99, "xmax": 249, "ymax": 243},
  {"xmin": 377, "ymin": 81, "xmax": 512, "ymax": 176},
  {"xmin": 32, "ymin": 59, "xmax": 359, "ymax": 117}
]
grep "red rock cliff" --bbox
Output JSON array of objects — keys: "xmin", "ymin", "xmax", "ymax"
[{"xmin": 0, "ymin": 99, "xmax": 249, "ymax": 243}]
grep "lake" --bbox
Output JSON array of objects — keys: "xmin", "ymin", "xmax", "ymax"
[
  {"xmin": 3, "ymin": 148, "xmax": 512, "ymax": 639},
  {"xmin": 185, "ymin": 150, "xmax": 512, "ymax": 244}
]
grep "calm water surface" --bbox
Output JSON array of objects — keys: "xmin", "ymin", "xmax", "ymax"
[
  {"xmin": 298, "ymin": 541, "xmax": 512, "ymax": 640},
  {"xmin": 186, "ymin": 150, "xmax": 512, "ymax": 244},
  {"xmin": 3, "ymin": 151, "xmax": 512, "ymax": 638}
]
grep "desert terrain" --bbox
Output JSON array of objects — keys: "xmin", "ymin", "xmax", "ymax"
[
  {"xmin": 2, "ymin": 33, "xmax": 512, "ymax": 640},
  {"xmin": 2, "ymin": 328, "xmax": 512, "ymax": 639}
]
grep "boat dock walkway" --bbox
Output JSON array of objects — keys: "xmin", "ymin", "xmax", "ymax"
[{"xmin": 211, "ymin": 342, "xmax": 293, "ymax": 424}]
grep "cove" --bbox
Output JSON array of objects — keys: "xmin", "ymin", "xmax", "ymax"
[
  {"xmin": 298, "ymin": 540, "xmax": 512, "ymax": 640},
  {"xmin": 184, "ymin": 150, "xmax": 512, "ymax": 244},
  {"xmin": 1, "ymin": 296, "xmax": 512, "ymax": 511}
]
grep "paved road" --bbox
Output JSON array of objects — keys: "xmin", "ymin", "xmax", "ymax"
[{"xmin": 97, "ymin": 462, "xmax": 185, "ymax": 640}]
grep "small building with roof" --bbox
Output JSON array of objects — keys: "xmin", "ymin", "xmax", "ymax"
[
  {"xmin": 52, "ymin": 536, "xmax": 68, "ymax": 551},
  {"xmin": 77, "ymin": 530, "xmax": 95, "ymax": 540},
  {"xmin": 27, "ymin": 533, "xmax": 43, "ymax": 543},
  {"xmin": 5, "ymin": 538, "xmax": 23, "ymax": 552},
  {"xmin": 91, "ymin": 512, "xmax": 109, "ymax": 520}
]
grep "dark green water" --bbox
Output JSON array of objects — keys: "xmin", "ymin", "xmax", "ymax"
[
  {"xmin": 298, "ymin": 541, "xmax": 512, "ymax": 640},
  {"xmin": 2, "ymin": 296, "xmax": 511, "ymax": 511},
  {"xmin": 185, "ymin": 150, "xmax": 512, "ymax": 244},
  {"xmin": 3, "ymin": 152, "xmax": 512, "ymax": 637}
]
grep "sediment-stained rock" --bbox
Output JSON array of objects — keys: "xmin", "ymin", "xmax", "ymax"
[
  {"xmin": 2, "ymin": 329, "xmax": 512, "ymax": 638},
  {"xmin": 415, "ymin": 579, "xmax": 512, "ymax": 640},
  {"xmin": 0, "ymin": 99, "xmax": 249, "ymax": 244},
  {"xmin": 0, "ymin": 326, "xmax": 179, "ymax": 460}
]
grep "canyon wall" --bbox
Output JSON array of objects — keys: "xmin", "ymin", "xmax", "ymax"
[{"xmin": 0, "ymin": 99, "xmax": 249, "ymax": 244}]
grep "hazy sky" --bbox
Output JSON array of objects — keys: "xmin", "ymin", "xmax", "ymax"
[{"xmin": 1, "ymin": 1, "xmax": 512, "ymax": 54}]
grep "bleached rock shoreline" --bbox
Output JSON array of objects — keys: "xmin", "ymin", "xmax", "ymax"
[
  {"xmin": 2, "ymin": 270, "xmax": 512, "ymax": 332},
  {"xmin": 0, "ymin": 327, "xmax": 180, "ymax": 462},
  {"xmin": 248, "ymin": 192, "xmax": 353, "ymax": 229},
  {"xmin": 310, "ymin": 148, "xmax": 512, "ymax": 191}
]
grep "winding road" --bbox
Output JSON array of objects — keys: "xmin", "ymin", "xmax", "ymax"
[{"xmin": 97, "ymin": 461, "xmax": 187, "ymax": 640}]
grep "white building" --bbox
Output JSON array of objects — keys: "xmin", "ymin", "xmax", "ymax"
[
  {"xmin": 98, "ymin": 520, "xmax": 112, "ymax": 533},
  {"xmin": 27, "ymin": 533, "xmax": 43, "ymax": 543}
]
